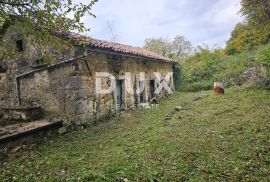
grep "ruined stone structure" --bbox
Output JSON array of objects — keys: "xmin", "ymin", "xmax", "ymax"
[{"xmin": 0, "ymin": 24, "xmax": 177, "ymax": 126}]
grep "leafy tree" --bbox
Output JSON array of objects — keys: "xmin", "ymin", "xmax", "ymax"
[
  {"xmin": 0, "ymin": 0, "xmax": 98, "ymax": 57},
  {"xmin": 144, "ymin": 36, "xmax": 193, "ymax": 90},
  {"xmin": 240, "ymin": 0, "xmax": 270, "ymax": 32},
  {"xmin": 143, "ymin": 36, "xmax": 193, "ymax": 59},
  {"xmin": 225, "ymin": 22, "xmax": 270, "ymax": 55},
  {"xmin": 171, "ymin": 36, "xmax": 193, "ymax": 58},
  {"xmin": 225, "ymin": 1, "xmax": 270, "ymax": 55},
  {"xmin": 143, "ymin": 37, "xmax": 171, "ymax": 57},
  {"xmin": 226, "ymin": 23, "xmax": 259, "ymax": 54}
]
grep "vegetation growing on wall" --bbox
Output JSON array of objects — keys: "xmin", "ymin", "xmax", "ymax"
[{"xmin": 0, "ymin": 0, "xmax": 98, "ymax": 60}]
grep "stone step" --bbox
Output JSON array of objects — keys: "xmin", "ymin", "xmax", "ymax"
[
  {"xmin": 0, "ymin": 119, "xmax": 62, "ymax": 150},
  {"xmin": 1, "ymin": 106, "xmax": 43, "ymax": 122}
]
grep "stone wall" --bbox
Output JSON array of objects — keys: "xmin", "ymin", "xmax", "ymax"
[
  {"xmin": 0, "ymin": 24, "xmax": 174, "ymax": 126},
  {"xmin": 19, "ymin": 61, "xmax": 93, "ymax": 125},
  {"xmin": 0, "ymin": 73, "xmax": 7, "ymax": 106},
  {"xmin": 18, "ymin": 52, "xmax": 174, "ymax": 125},
  {"xmin": 0, "ymin": 25, "xmax": 77, "ymax": 106}
]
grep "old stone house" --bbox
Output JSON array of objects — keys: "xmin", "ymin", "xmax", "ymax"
[{"xmin": 0, "ymin": 23, "xmax": 176, "ymax": 126}]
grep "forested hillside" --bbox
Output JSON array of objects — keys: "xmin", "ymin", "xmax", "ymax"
[
  {"xmin": 179, "ymin": 0, "xmax": 270, "ymax": 91},
  {"xmin": 144, "ymin": 0, "xmax": 270, "ymax": 91},
  {"xmin": 179, "ymin": 43, "xmax": 270, "ymax": 91}
]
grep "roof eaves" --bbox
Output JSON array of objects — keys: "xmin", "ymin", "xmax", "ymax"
[{"xmin": 88, "ymin": 47, "xmax": 177, "ymax": 65}]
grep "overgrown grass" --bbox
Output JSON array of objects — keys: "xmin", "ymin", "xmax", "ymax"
[{"xmin": 1, "ymin": 88, "xmax": 270, "ymax": 181}]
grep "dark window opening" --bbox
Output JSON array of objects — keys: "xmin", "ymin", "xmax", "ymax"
[
  {"xmin": 0, "ymin": 65, "xmax": 6, "ymax": 73},
  {"xmin": 32, "ymin": 59, "xmax": 48, "ymax": 69},
  {"xmin": 16, "ymin": 40, "xmax": 23, "ymax": 52},
  {"xmin": 112, "ymin": 55, "xmax": 117, "ymax": 60},
  {"xmin": 35, "ymin": 59, "xmax": 44, "ymax": 65},
  {"xmin": 150, "ymin": 80, "xmax": 155, "ymax": 99}
]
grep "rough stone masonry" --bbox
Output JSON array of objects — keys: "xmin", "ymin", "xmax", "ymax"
[{"xmin": 0, "ymin": 23, "xmax": 177, "ymax": 126}]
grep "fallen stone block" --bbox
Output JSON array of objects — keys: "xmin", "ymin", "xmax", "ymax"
[
  {"xmin": 58, "ymin": 127, "xmax": 67, "ymax": 135},
  {"xmin": 175, "ymin": 106, "xmax": 184, "ymax": 112},
  {"xmin": 11, "ymin": 146, "xmax": 22, "ymax": 154},
  {"xmin": 193, "ymin": 96, "xmax": 203, "ymax": 101}
]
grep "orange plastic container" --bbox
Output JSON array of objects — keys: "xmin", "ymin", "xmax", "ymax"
[{"xmin": 213, "ymin": 82, "xmax": 225, "ymax": 94}]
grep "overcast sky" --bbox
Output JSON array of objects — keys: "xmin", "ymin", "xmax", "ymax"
[{"xmin": 83, "ymin": 0, "xmax": 243, "ymax": 48}]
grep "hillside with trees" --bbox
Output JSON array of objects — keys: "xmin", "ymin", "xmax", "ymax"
[{"xmin": 144, "ymin": 0, "xmax": 270, "ymax": 91}]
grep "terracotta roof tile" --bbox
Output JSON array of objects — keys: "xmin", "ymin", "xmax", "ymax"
[{"xmin": 61, "ymin": 32, "xmax": 176, "ymax": 64}]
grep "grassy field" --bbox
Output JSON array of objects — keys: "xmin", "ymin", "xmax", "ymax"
[{"xmin": 1, "ymin": 87, "xmax": 270, "ymax": 181}]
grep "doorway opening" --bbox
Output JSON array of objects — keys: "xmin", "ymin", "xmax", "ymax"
[
  {"xmin": 115, "ymin": 80, "xmax": 123, "ymax": 111},
  {"xmin": 149, "ymin": 80, "xmax": 155, "ymax": 100}
]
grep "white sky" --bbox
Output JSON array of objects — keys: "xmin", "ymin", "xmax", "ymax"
[{"xmin": 81, "ymin": 0, "xmax": 243, "ymax": 48}]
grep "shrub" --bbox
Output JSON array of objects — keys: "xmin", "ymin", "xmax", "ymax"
[
  {"xmin": 178, "ymin": 44, "xmax": 270, "ymax": 91},
  {"xmin": 255, "ymin": 44, "xmax": 270, "ymax": 86},
  {"xmin": 173, "ymin": 64, "xmax": 182, "ymax": 91}
]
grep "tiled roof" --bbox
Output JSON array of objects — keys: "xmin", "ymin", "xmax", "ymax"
[{"xmin": 60, "ymin": 32, "xmax": 176, "ymax": 64}]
